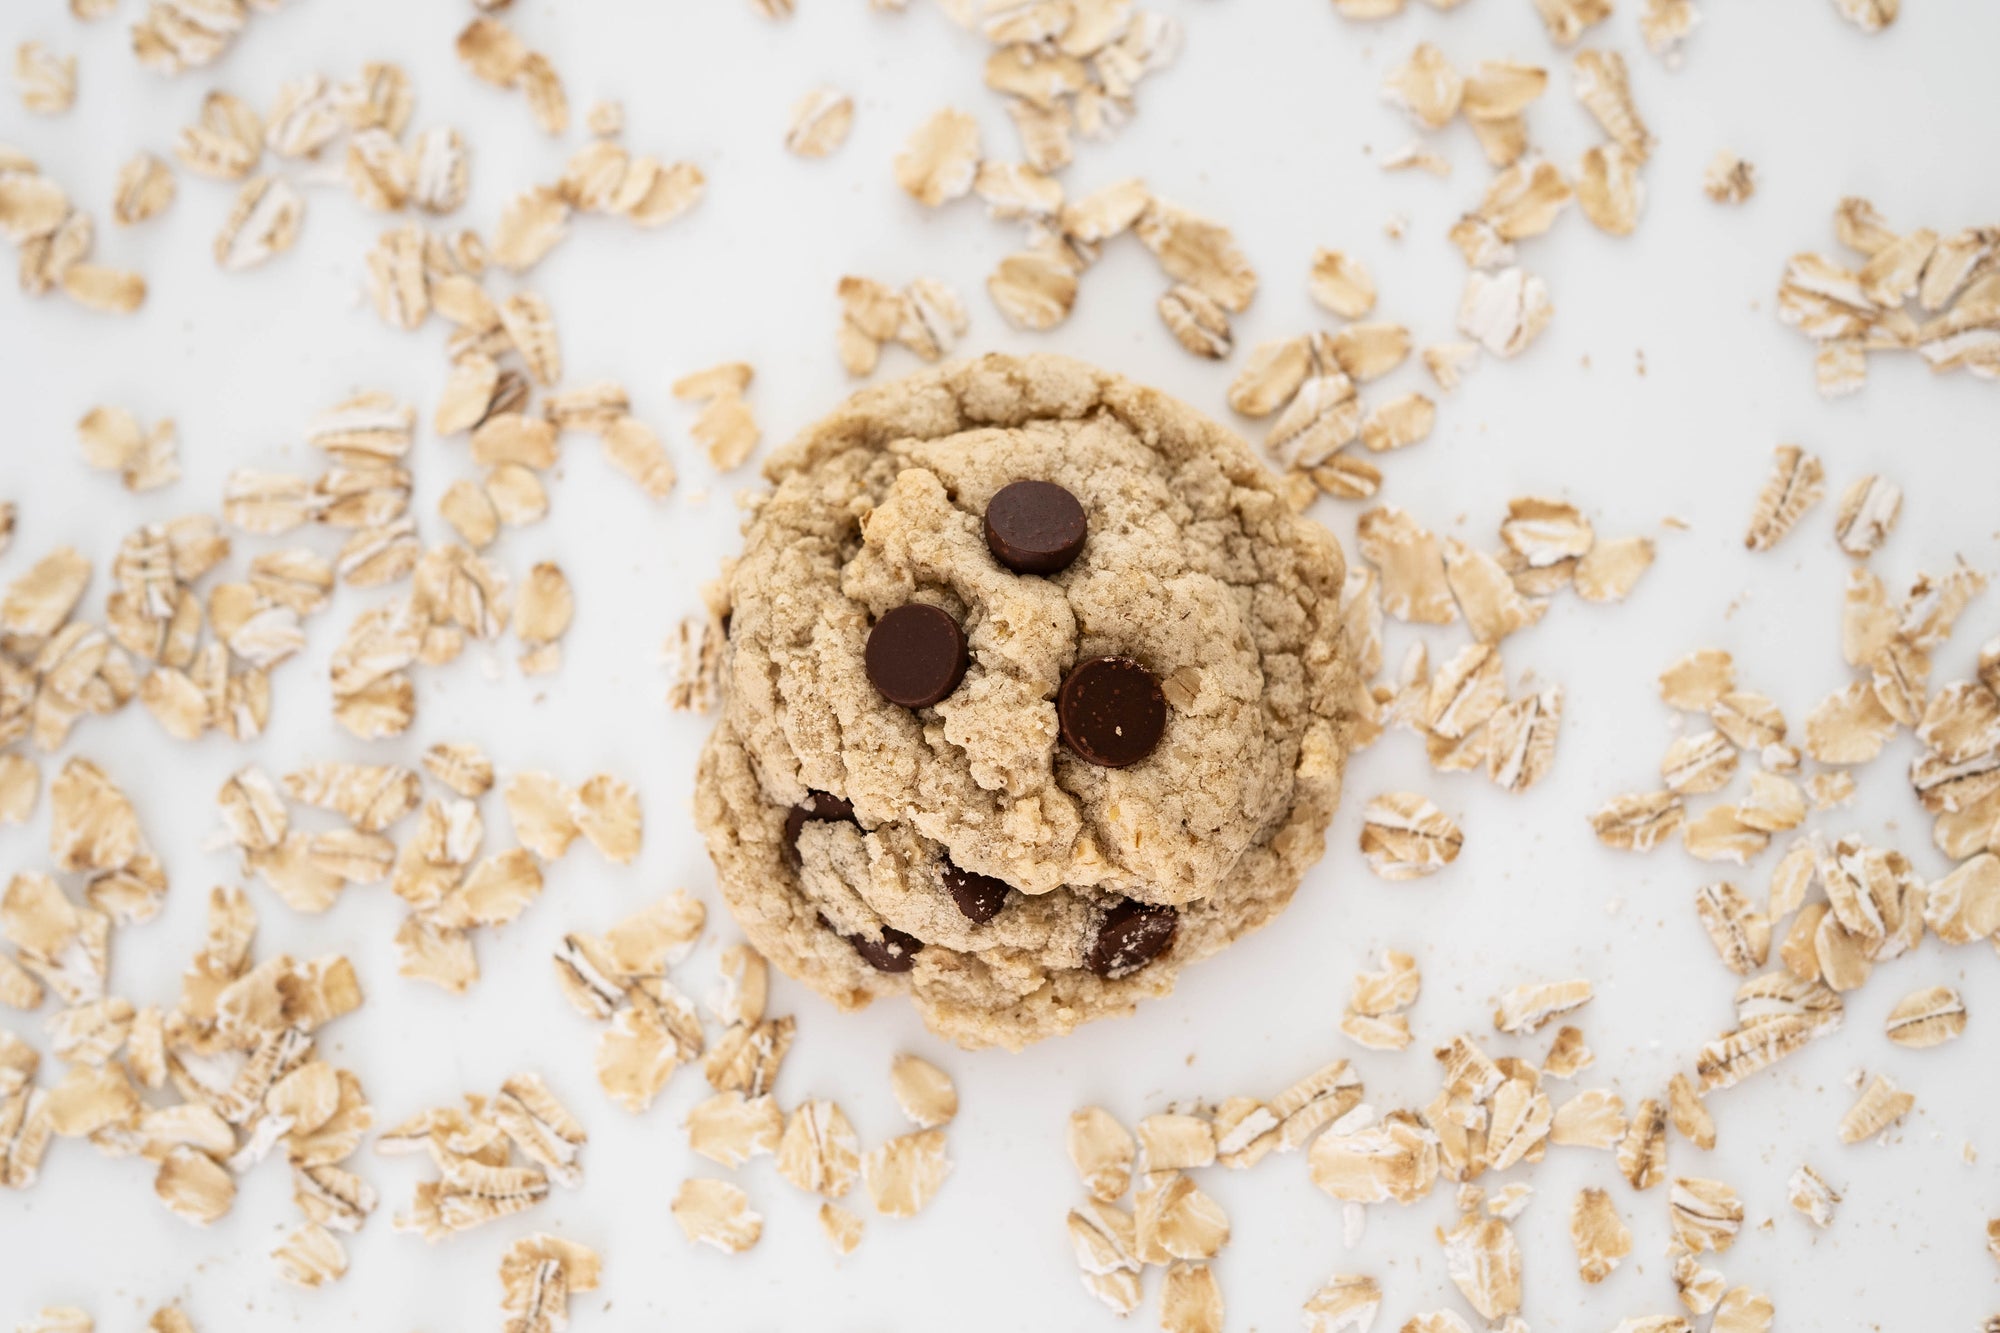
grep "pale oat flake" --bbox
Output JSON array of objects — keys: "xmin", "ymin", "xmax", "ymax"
[
  {"xmin": 1493, "ymin": 978, "xmax": 1592, "ymax": 1033},
  {"xmin": 1703, "ymin": 151, "xmax": 1756, "ymax": 205},
  {"xmin": 1787, "ymin": 1163, "xmax": 1841, "ymax": 1227},
  {"xmin": 1360, "ymin": 792, "xmax": 1462, "ymax": 880},
  {"xmin": 1838, "ymin": 1074, "xmax": 1913, "ymax": 1143},
  {"xmin": 1884, "ymin": 985, "xmax": 1966, "ymax": 1048},
  {"xmin": 864, "ymin": 1128, "xmax": 951, "ymax": 1217},
  {"xmin": 1744, "ymin": 444, "xmax": 1826, "ymax": 552},
  {"xmin": 1068, "ymin": 1105, "xmax": 1134, "ymax": 1202},
  {"xmin": 1308, "ymin": 249, "xmax": 1376, "ymax": 318},
  {"xmin": 1571, "ymin": 1187, "xmax": 1631, "ymax": 1283},
  {"xmin": 895, "ymin": 108, "xmax": 981, "ymax": 207},
  {"xmin": 890, "ymin": 1053, "xmax": 957, "ymax": 1128},
  {"xmin": 1591, "ymin": 790, "xmax": 1684, "ymax": 852}
]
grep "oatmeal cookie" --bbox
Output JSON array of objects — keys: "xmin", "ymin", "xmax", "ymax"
[{"xmin": 694, "ymin": 353, "xmax": 1355, "ymax": 1049}]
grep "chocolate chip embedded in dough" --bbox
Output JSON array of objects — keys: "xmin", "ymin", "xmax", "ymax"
[
  {"xmin": 1084, "ymin": 899, "xmax": 1178, "ymax": 978},
  {"xmin": 984, "ymin": 480, "xmax": 1087, "ymax": 575},
  {"xmin": 940, "ymin": 857, "xmax": 1010, "ymax": 923},
  {"xmin": 819, "ymin": 913, "xmax": 926, "ymax": 973},
  {"xmin": 865, "ymin": 603, "xmax": 969, "ymax": 709},
  {"xmin": 1058, "ymin": 656, "xmax": 1168, "ymax": 768},
  {"xmin": 783, "ymin": 790, "xmax": 855, "ymax": 863}
]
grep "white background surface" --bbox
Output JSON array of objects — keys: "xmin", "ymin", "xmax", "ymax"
[{"xmin": 2, "ymin": 0, "xmax": 1999, "ymax": 1328}]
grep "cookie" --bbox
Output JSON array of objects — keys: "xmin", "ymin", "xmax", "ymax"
[{"xmin": 694, "ymin": 353, "xmax": 1356, "ymax": 1050}]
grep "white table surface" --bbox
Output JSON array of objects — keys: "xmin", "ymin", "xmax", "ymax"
[{"xmin": 3, "ymin": 0, "xmax": 1998, "ymax": 1328}]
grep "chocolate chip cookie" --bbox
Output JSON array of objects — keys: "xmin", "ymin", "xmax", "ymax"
[{"xmin": 694, "ymin": 354, "xmax": 1356, "ymax": 1050}]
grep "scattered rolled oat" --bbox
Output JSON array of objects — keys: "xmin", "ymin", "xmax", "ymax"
[
  {"xmin": 672, "ymin": 1177, "xmax": 763, "ymax": 1252},
  {"xmin": 1745, "ymin": 445, "xmax": 1826, "ymax": 551},
  {"xmin": 786, "ymin": 87, "xmax": 854, "ymax": 158},
  {"xmin": 1570, "ymin": 1187, "xmax": 1631, "ymax": 1282},
  {"xmin": 890, "ymin": 1054, "xmax": 958, "ymax": 1129},
  {"xmin": 1360, "ymin": 792, "xmax": 1463, "ymax": 880},
  {"xmin": 1830, "ymin": 0, "xmax": 1898, "ymax": 32},
  {"xmin": 895, "ymin": 108, "xmax": 981, "ymax": 207},
  {"xmin": 1703, "ymin": 151, "xmax": 1756, "ymax": 204},
  {"xmin": 864, "ymin": 1129, "xmax": 952, "ymax": 1217},
  {"xmin": 1838, "ymin": 1074, "xmax": 1914, "ymax": 1143},
  {"xmin": 1787, "ymin": 1163, "xmax": 1841, "ymax": 1227},
  {"xmin": 1493, "ymin": 979, "xmax": 1592, "ymax": 1034},
  {"xmin": 1884, "ymin": 985, "xmax": 1966, "ymax": 1048}
]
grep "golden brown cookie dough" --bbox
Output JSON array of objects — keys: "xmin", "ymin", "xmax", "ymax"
[{"xmin": 694, "ymin": 353, "xmax": 1356, "ymax": 1049}]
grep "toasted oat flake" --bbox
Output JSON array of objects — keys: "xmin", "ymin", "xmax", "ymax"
[
  {"xmin": 1301, "ymin": 1275, "xmax": 1380, "ymax": 1333},
  {"xmin": 1382, "ymin": 43, "xmax": 1462, "ymax": 129},
  {"xmin": 570, "ymin": 774, "xmax": 641, "ymax": 864},
  {"xmin": 1459, "ymin": 268, "xmax": 1552, "ymax": 357},
  {"xmin": 1574, "ymin": 535, "xmax": 1654, "ymax": 601},
  {"xmin": 1159, "ymin": 1261, "xmax": 1223, "ymax": 1333},
  {"xmin": 1360, "ymin": 792, "xmax": 1462, "ymax": 880},
  {"xmin": 1571, "ymin": 1187, "xmax": 1631, "ymax": 1283},
  {"xmin": 1544, "ymin": 1025, "xmax": 1594, "ymax": 1079},
  {"xmin": 1442, "ymin": 540, "xmax": 1543, "ymax": 644},
  {"xmin": 1592, "ymin": 790, "xmax": 1683, "ymax": 851},
  {"xmin": 1267, "ymin": 373, "xmax": 1360, "ymax": 470},
  {"xmin": 786, "ymin": 87, "xmax": 855, "ymax": 158},
  {"xmin": 600, "ymin": 417, "xmax": 676, "ymax": 499},
  {"xmin": 1787, "ymin": 1163, "xmax": 1841, "ymax": 1227},
  {"xmin": 1135, "ymin": 198, "xmax": 1257, "ymax": 313},
  {"xmin": 1357, "ymin": 506, "xmax": 1455, "ymax": 624},
  {"xmin": 1226, "ymin": 337, "xmax": 1310, "ymax": 418},
  {"xmin": 1308, "ymin": 249, "xmax": 1377, "ymax": 319},
  {"xmin": 1832, "ymin": 475, "xmax": 1902, "ymax": 556},
  {"xmin": 1713, "ymin": 1289, "xmax": 1775, "ymax": 1333},
  {"xmin": 1702, "ymin": 151, "xmax": 1756, "ymax": 204},
  {"xmin": 1745, "ymin": 445, "xmax": 1825, "ymax": 552},
  {"xmin": 1423, "ymin": 342, "xmax": 1480, "ymax": 392},
  {"xmin": 1551, "ymin": 1088, "xmax": 1626, "ymax": 1149},
  {"xmin": 1838, "ymin": 1074, "xmax": 1914, "ymax": 1143},
  {"xmin": 1803, "ymin": 680, "xmax": 1896, "ymax": 764},
  {"xmin": 1068, "ymin": 1106, "xmax": 1135, "ymax": 1202},
  {"xmin": 1884, "ymin": 985, "xmax": 1965, "ymax": 1048},
  {"xmin": 687, "ymin": 1092, "xmax": 782, "ymax": 1168},
  {"xmin": 672, "ymin": 1176, "xmax": 764, "ymax": 1248},
  {"xmin": 895, "ymin": 108, "xmax": 981, "ymax": 207},
  {"xmin": 1660, "ymin": 649, "xmax": 1734, "ymax": 710},
  {"xmin": 1830, "ymin": 0, "xmax": 1898, "ymax": 32},
  {"xmin": 888, "ymin": 1053, "xmax": 957, "ymax": 1129},
  {"xmin": 1663, "ymin": 731, "xmax": 1738, "ymax": 794},
  {"xmin": 1616, "ymin": 1098, "xmax": 1667, "ymax": 1189},
  {"xmin": 1695, "ymin": 882, "xmax": 1770, "ymax": 974},
  {"xmin": 493, "ymin": 186, "xmax": 570, "ymax": 271},
  {"xmin": 1068, "ymin": 1200, "xmax": 1143, "ymax": 1315},
  {"xmin": 156, "ymin": 1142, "xmax": 237, "ymax": 1224},
  {"xmin": 1669, "ymin": 1176, "xmax": 1743, "ymax": 1253},
  {"xmin": 16, "ymin": 43, "xmax": 76, "ymax": 115},
  {"xmin": 1573, "ymin": 49, "xmax": 1651, "ymax": 163},
  {"xmin": 1309, "ymin": 1113, "xmax": 1437, "ymax": 1205},
  {"xmin": 777, "ymin": 1099, "xmax": 861, "ymax": 1199},
  {"xmin": 1535, "ymin": 0, "xmax": 1613, "ymax": 43},
  {"xmin": 1439, "ymin": 1212, "xmax": 1522, "ymax": 1319},
  {"xmin": 1135, "ymin": 1169, "xmax": 1231, "ymax": 1261},
  {"xmin": 1570, "ymin": 142, "xmax": 1645, "ymax": 237},
  {"xmin": 1494, "ymin": 979, "xmax": 1592, "ymax": 1034},
  {"xmin": 864, "ymin": 1129, "xmax": 951, "ymax": 1218}
]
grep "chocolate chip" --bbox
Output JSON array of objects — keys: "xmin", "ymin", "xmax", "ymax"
[
  {"xmin": 940, "ymin": 857, "xmax": 1010, "ymax": 923},
  {"xmin": 985, "ymin": 480, "xmax": 1088, "ymax": 575},
  {"xmin": 1084, "ymin": 899, "xmax": 1178, "ymax": 978},
  {"xmin": 1058, "ymin": 656, "xmax": 1168, "ymax": 768},
  {"xmin": 783, "ymin": 790, "xmax": 855, "ymax": 863},
  {"xmin": 865, "ymin": 603, "xmax": 968, "ymax": 709},
  {"xmin": 819, "ymin": 913, "xmax": 925, "ymax": 973}
]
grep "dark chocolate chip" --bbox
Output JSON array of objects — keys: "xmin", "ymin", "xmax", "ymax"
[
  {"xmin": 1058, "ymin": 656, "xmax": 1168, "ymax": 768},
  {"xmin": 783, "ymin": 790, "xmax": 855, "ymax": 863},
  {"xmin": 819, "ymin": 912, "xmax": 925, "ymax": 973},
  {"xmin": 985, "ymin": 480, "xmax": 1088, "ymax": 575},
  {"xmin": 865, "ymin": 603, "xmax": 968, "ymax": 709},
  {"xmin": 940, "ymin": 857, "xmax": 1011, "ymax": 923},
  {"xmin": 1084, "ymin": 898, "xmax": 1178, "ymax": 978}
]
